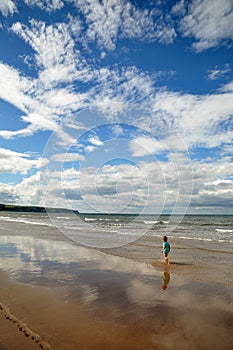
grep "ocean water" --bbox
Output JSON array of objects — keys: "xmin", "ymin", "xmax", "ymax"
[{"xmin": 0, "ymin": 211, "xmax": 232, "ymax": 247}]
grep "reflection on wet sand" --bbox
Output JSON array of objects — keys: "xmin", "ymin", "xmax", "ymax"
[
  {"xmin": 0, "ymin": 235, "xmax": 233, "ymax": 350},
  {"xmin": 161, "ymin": 266, "xmax": 170, "ymax": 291}
]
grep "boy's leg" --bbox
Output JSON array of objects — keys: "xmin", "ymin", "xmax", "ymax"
[{"xmin": 164, "ymin": 253, "xmax": 170, "ymax": 264}]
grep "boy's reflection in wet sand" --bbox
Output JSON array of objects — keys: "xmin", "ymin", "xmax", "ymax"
[{"xmin": 161, "ymin": 265, "xmax": 170, "ymax": 291}]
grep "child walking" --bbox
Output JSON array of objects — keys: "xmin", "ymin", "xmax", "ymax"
[{"xmin": 162, "ymin": 236, "xmax": 170, "ymax": 264}]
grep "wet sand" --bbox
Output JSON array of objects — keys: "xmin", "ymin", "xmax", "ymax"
[
  {"xmin": 0, "ymin": 248, "xmax": 233, "ymax": 349},
  {"xmin": 0, "ymin": 220, "xmax": 232, "ymax": 349}
]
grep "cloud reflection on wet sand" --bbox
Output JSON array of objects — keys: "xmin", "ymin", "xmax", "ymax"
[{"xmin": 0, "ymin": 235, "xmax": 232, "ymax": 350}]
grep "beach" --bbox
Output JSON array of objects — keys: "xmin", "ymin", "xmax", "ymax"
[{"xmin": 0, "ymin": 213, "xmax": 232, "ymax": 349}]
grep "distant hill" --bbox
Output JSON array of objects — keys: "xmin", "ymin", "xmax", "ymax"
[{"xmin": 0, "ymin": 203, "xmax": 79, "ymax": 213}]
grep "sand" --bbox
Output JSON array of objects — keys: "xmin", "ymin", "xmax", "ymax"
[
  {"xmin": 0, "ymin": 254, "xmax": 233, "ymax": 350},
  {"xmin": 0, "ymin": 270, "xmax": 165, "ymax": 350}
]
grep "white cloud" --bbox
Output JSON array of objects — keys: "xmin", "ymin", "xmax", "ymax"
[
  {"xmin": 0, "ymin": 147, "xmax": 43, "ymax": 174},
  {"xmin": 88, "ymin": 136, "xmax": 104, "ymax": 146},
  {"xmin": 0, "ymin": 19, "xmax": 95, "ymax": 142},
  {"xmin": 0, "ymin": 63, "xmax": 33, "ymax": 114},
  {"xmin": 0, "ymin": 0, "xmax": 17, "ymax": 16},
  {"xmin": 219, "ymin": 81, "xmax": 233, "ymax": 92},
  {"xmin": 0, "ymin": 24, "xmax": 91, "ymax": 145},
  {"xmin": 43, "ymin": 158, "xmax": 233, "ymax": 213},
  {"xmin": 111, "ymin": 123, "xmax": 125, "ymax": 136},
  {"xmin": 129, "ymin": 136, "xmax": 165, "ymax": 157},
  {"xmin": 11, "ymin": 19, "xmax": 78, "ymax": 87},
  {"xmin": 0, "ymin": 18, "xmax": 169, "ymax": 142},
  {"xmin": 14, "ymin": 172, "xmax": 43, "ymax": 205},
  {"xmin": 70, "ymin": 0, "xmax": 176, "ymax": 50},
  {"xmin": 146, "ymin": 89, "xmax": 233, "ymax": 149},
  {"xmin": 207, "ymin": 64, "xmax": 231, "ymax": 80},
  {"xmin": 0, "ymin": 63, "xmax": 61, "ymax": 138},
  {"xmin": 85, "ymin": 145, "xmax": 97, "ymax": 153},
  {"xmin": 92, "ymin": 66, "xmax": 155, "ymax": 119},
  {"xmin": 93, "ymin": 95, "xmax": 126, "ymax": 118},
  {"xmin": 1, "ymin": 153, "xmax": 232, "ymax": 213},
  {"xmin": 179, "ymin": 0, "xmax": 233, "ymax": 51},
  {"xmin": 0, "ymin": 183, "xmax": 19, "ymax": 203},
  {"xmin": 171, "ymin": 0, "xmax": 186, "ymax": 16},
  {"xmin": 51, "ymin": 152, "xmax": 84, "ymax": 162},
  {"xmin": 24, "ymin": 0, "xmax": 64, "ymax": 12}
]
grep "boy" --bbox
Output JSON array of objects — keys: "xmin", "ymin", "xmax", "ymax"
[{"xmin": 162, "ymin": 236, "xmax": 170, "ymax": 264}]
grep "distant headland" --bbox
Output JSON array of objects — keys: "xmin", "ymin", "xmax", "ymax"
[{"xmin": 0, "ymin": 203, "xmax": 79, "ymax": 214}]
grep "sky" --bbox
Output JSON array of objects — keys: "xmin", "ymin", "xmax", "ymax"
[{"xmin": 0, "ymin": 0, "xmax": 232, "ymax": 215}]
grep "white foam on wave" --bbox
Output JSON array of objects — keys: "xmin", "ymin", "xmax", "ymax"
[
  {"xmin": 0, "ymin": 216, "xmax": 52, "ymax": 226},
  {"xmin": 143, "ymin": 220, "xmax": 169, "ymax": 225},
  {"xmin": 55, "ymin": 216, "xmax": 71, "ymax": 219},
  {"xmin": 177, "ymin": 235, "xmax": 233, "ymax": 243},
  {"xmin": 143, "ymin": 220, "xmax": 159, "ymax": 225},
  {"xmin": 215, "ymin": 229, "xmax": 233, "ymax": 233}
]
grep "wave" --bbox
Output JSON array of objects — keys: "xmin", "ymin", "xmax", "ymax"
[
  {"xmin": 0, "ymin": 216, "xmax": 52, "ymax": 226},
  {"xmin": 215, "ymin": 229, "xmax": 233, "ymax": 233},
  {"xmin": 143, "ymin": 220, "xmax": 159, "ymax": 225},
  {"xmin": 143, "ymin": 220, "xmax": 169, "ymax": 225},
  {"xmin": 55, "ymin": 216, "xmax": 71, "ymax": 220},
  {"xmin": 176, "ymin": 235, "xmax": 233, "ymax": 244}
]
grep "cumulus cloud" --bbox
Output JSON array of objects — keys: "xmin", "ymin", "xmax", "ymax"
[
  {"xmin": 0, "ymin": 183, "xmax": 19, "ymax": 203},
  {"xmin": 14, "ymin": 172, "xmax": 43, "ymax": 205},
  {"xmin": 179, "ymin": 0, "xmax": 233, "ymax": 51},
  {"xmin": 1, "ymin": 154, "xmax": 231, "ymax": 213},
  {"xmin": 0, "ymin": 147, "xmax": 44, "ymax": 174}
]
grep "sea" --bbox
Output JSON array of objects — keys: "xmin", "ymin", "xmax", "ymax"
[{"xmin": 0, "ymin": 211, "xmax": 232, "ymax": 247}]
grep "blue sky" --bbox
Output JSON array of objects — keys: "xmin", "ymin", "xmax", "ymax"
[{"xmin": 0, "ymin": 0, "xmax": 232, "ymax": 214}]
